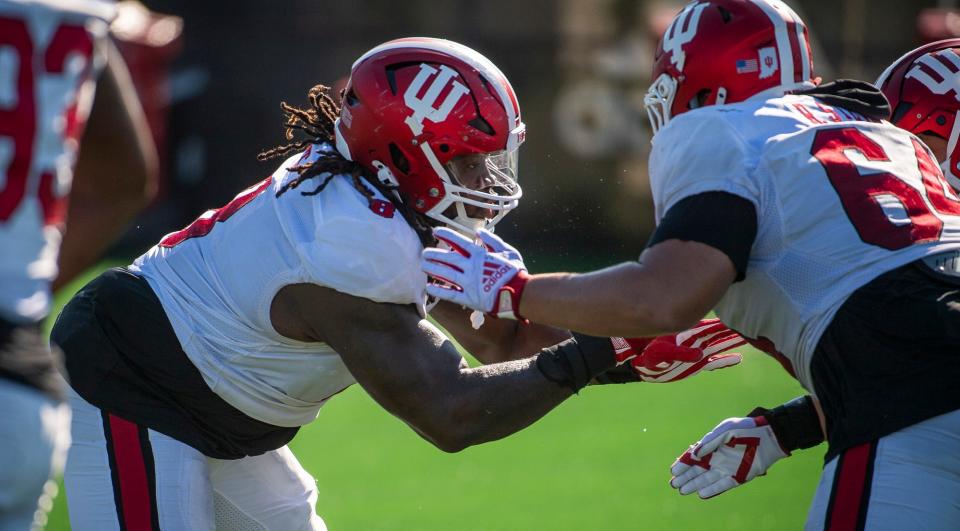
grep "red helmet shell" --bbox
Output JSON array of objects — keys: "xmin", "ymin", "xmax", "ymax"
[
  {"xmin": 648, "ymin": 0, "xmax": 814, "ymax": 128},
  {"xmin": 877, "ymin": 39, "xmax": 960, "ymax": 167},
  {"xmin": 335, "ymin": 38, "xmax": 524, "ymax": 220}
]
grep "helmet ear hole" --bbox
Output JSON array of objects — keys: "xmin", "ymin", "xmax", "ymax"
[
  {"xmin": 389, "ymin": 143, "xmax": 411, "ymax": 174},
  {"xmin": 468, "ymin": 117, "xmax": 495, "ymax": 135},
  {"xmin": 688, "ymin": 90, "xmax": 711, "ymax": 110}
]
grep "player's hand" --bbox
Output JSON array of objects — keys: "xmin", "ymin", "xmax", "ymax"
[
  {"xmin": 421, "ymin": 227, "xmax": 529, "ymax": 320},
  {"xmin": 603, "ymin": 319, "xmax": 743, "ymax": 383},
  {"xmin": 670, "ymin": 415, "xmax": 789, "ymax": 499}
]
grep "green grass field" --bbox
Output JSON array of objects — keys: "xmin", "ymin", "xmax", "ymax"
[{"xmin": 43, "ymin": 264, "xmax": 823, "ymax": 530}]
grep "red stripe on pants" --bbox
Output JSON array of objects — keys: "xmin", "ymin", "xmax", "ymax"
[
  {"xmin": 108, "ymin": 414, "xmax": 154, "ymax": 531},
  {"xmin": 827, "ymin": 442, "xmax": 873, "ymax": 531}
]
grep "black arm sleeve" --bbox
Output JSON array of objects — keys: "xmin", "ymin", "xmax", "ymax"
[
  {"xmin": 647, "ymin": 192, "xmax": 757, "ymax": 282},
  {"xmin": 748, "ymin": 395, "xmax": 825, "ymax": 452}
]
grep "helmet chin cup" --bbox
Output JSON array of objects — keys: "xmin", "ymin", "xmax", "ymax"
[{"xmin": 450, "ymin": 211, "xmax": 487, "ymax": 236}]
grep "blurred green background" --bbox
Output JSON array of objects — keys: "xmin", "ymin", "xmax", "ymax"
[{"xmin": 43, "ymin": 262, "xmax": 819, "ymax": 530}]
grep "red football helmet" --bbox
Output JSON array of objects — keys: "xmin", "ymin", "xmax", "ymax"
[
  {"xmin": 876, "ymin": 39, "xmax": 960, "ymax": 189},
  {"xmin": 645, "ymin": 0, "xmax": 815, "ymax": 135},
  {"xmin": 334, "ymin": 38, "xmax": 525, "ymax": 234}
]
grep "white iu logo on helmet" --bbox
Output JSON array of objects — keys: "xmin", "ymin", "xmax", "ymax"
[
  {"xmin": 662, "ymin": 1, "xmax": 708, "ymax": 72},
  {"xmin": 908, "ymin": 50, "xmax": 960, "ymax": 102},
  {"xmin": 404, "ymin": 63, "xmax": 471, "ymax": 135}
]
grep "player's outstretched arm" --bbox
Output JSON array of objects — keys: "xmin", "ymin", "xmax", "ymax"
[
  {"xmin": 54, "ymin": 42, "xmax": 158, "ymax": 292},
  {"xmin": 669, "ymin": 395, "xmax": 825, "ymax": 499},
  {"xmin": 271, "ymin": 283, "xmax": 620, "ymax": 452},
  {"xmin": 422, "ymin": 227, "xmax": 736, "ymax": 338}
]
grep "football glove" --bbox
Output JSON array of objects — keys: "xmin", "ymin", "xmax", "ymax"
[
  {"xmin": 670, "ymin": 415, "xmax": 788, "ymax": 499},
  {"xmin": 421, "ymin": 227, "xmax": 529, "ymax": 320},
  {"xmin": 599, "ymin": 318, "xmax": 744, "ymax": 383},
  {"xmin": 669, "ymin": 395, "xmax": 823, "ymax": 499}
]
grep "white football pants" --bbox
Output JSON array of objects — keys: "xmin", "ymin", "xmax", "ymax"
[
  {"xmin": 805, "ymin": 408, "xmax": 960, "ymax": 531},
  {"xmin": 0, "ymin": 378, "xmax": 70, "ymax": 531},
  {"xmin": 64, "ymin": 390, "xmax": 326, "ymax": 531}
]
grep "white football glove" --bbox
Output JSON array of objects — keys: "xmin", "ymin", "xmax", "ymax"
[
  {"xmin": 669, "ymin": 416, "xmax": 789, "ymax": 499},
  {"xmin": 421, "ymin": 227, "xmax": 529, "ymax": 319}
]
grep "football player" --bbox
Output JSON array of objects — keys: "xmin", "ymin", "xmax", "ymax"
[
  {"xmin": 51, "ymin": 38, "xmax": 742, "ymax": 530},
  {"xmin": 421, "ymin": 1, "xmax": 960, "ymax": 528},
  {"xmin": 664, "ymin": 37, "xmax": 960, "ymax": 525},
  {"xmin": 0, "ymin": 0, "xmax": 156, "ymax": 528}
]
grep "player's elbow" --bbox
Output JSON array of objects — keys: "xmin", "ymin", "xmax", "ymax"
[
  {"xmin": 431, "ymin": 434, "xmax": 470, "ymax": 454},
  {"xmin": 411, "ymin": 402, "xmax": 487, "ymax": 453},
  {"xmin": 414, "ymin": 418, "xmax": 472, "ymax": 453}
]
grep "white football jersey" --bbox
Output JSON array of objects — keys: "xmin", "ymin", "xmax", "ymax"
[
  {"xmin": 650, "ymin": 94, "xmax": 960, "ymax": 392},
  {"xmin": 131, "ymin": 145, "xmax": 428, "ymax": 427},
  {"xmin": 0, "ymin": 0, "xmax": 113, "ymax": 322}
]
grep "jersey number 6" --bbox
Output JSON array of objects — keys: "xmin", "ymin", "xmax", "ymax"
[{"xmin": 811, "ymin": 127, "xmax": 960, "ymax": 250}]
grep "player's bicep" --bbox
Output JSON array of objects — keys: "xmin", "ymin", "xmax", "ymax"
[
  {"xmin": 638, "ymin": 240, "xmax": 737, "ymax": 328},
  {"xmin": 272, "ymin": 283, "xmax": 465, "ymax": 420},
  {"xmin": 648, "ymin": 191, "xmax": 757, "ymax": 281}
]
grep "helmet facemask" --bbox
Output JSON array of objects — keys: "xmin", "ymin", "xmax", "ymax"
[
  {"xmin": 436, "ymin": 147, "xmax": 522, "ymax": 233},
  {"xmin": 644, "ymin": 73, "xmax": 679, "ymax": 136}
]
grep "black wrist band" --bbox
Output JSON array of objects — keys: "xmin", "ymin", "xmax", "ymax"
[
  {"xmin": 536, "ymin": 333, "xmax": 616, "ymax": 393},
  {"xmin": 748, "ymin": 395, "xmax": 824, "ymax": 452},
  {"xmin": 593, "ymin": 364, "xmax": 639, "ymax": 384}
]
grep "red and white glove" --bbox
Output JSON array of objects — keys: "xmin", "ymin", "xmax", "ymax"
[
  {"xmin": 421, "ymin": 227, "xmax": 529, "ymax": 320},
  {"xmin": 610, "ymin": 319, "xmax": 744, "ymax": 383},
  {"xmin": 670, "ymin": 415, "xmax": 790, "ymax": 499}
]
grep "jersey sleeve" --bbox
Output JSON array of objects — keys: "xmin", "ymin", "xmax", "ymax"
[
  {"xmin": 647, "ymin": 192, "xmax": 757, "ymax": 281},
  {"xmin": 649, "ymin": 111, "xmax": 762, "ymax": 223},
  {"xmin": 297, "ymin": 178, "xmax": 427, "ymax": 307}
]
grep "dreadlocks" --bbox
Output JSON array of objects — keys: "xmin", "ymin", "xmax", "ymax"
[{"xmin": 258, "ymin": 84, "xmax": 435, "ymax": 245}]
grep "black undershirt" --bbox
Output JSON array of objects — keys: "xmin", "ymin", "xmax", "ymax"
[{"xmin": 646, "ymin": 191, "xmax": 758, "ymax": 281}]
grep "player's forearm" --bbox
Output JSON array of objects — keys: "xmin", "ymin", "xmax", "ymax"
[
  {"xmin": 402, "ymin": 335, "xmax": 615, "ymax": 453},
  {"xmin": 517, "ymin": 242, "xmax": 735, "ymax": 337},
  {"xmin": 425, "ymin": 358, "xmax": 573, "ymax": 451},
  {"xmin": 518, "ymin": 264, "xmax": 692, "ymax": 337},
  {"xmin": 432, "ymin": 302, "xmax": 571, "ymax": 364}
]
